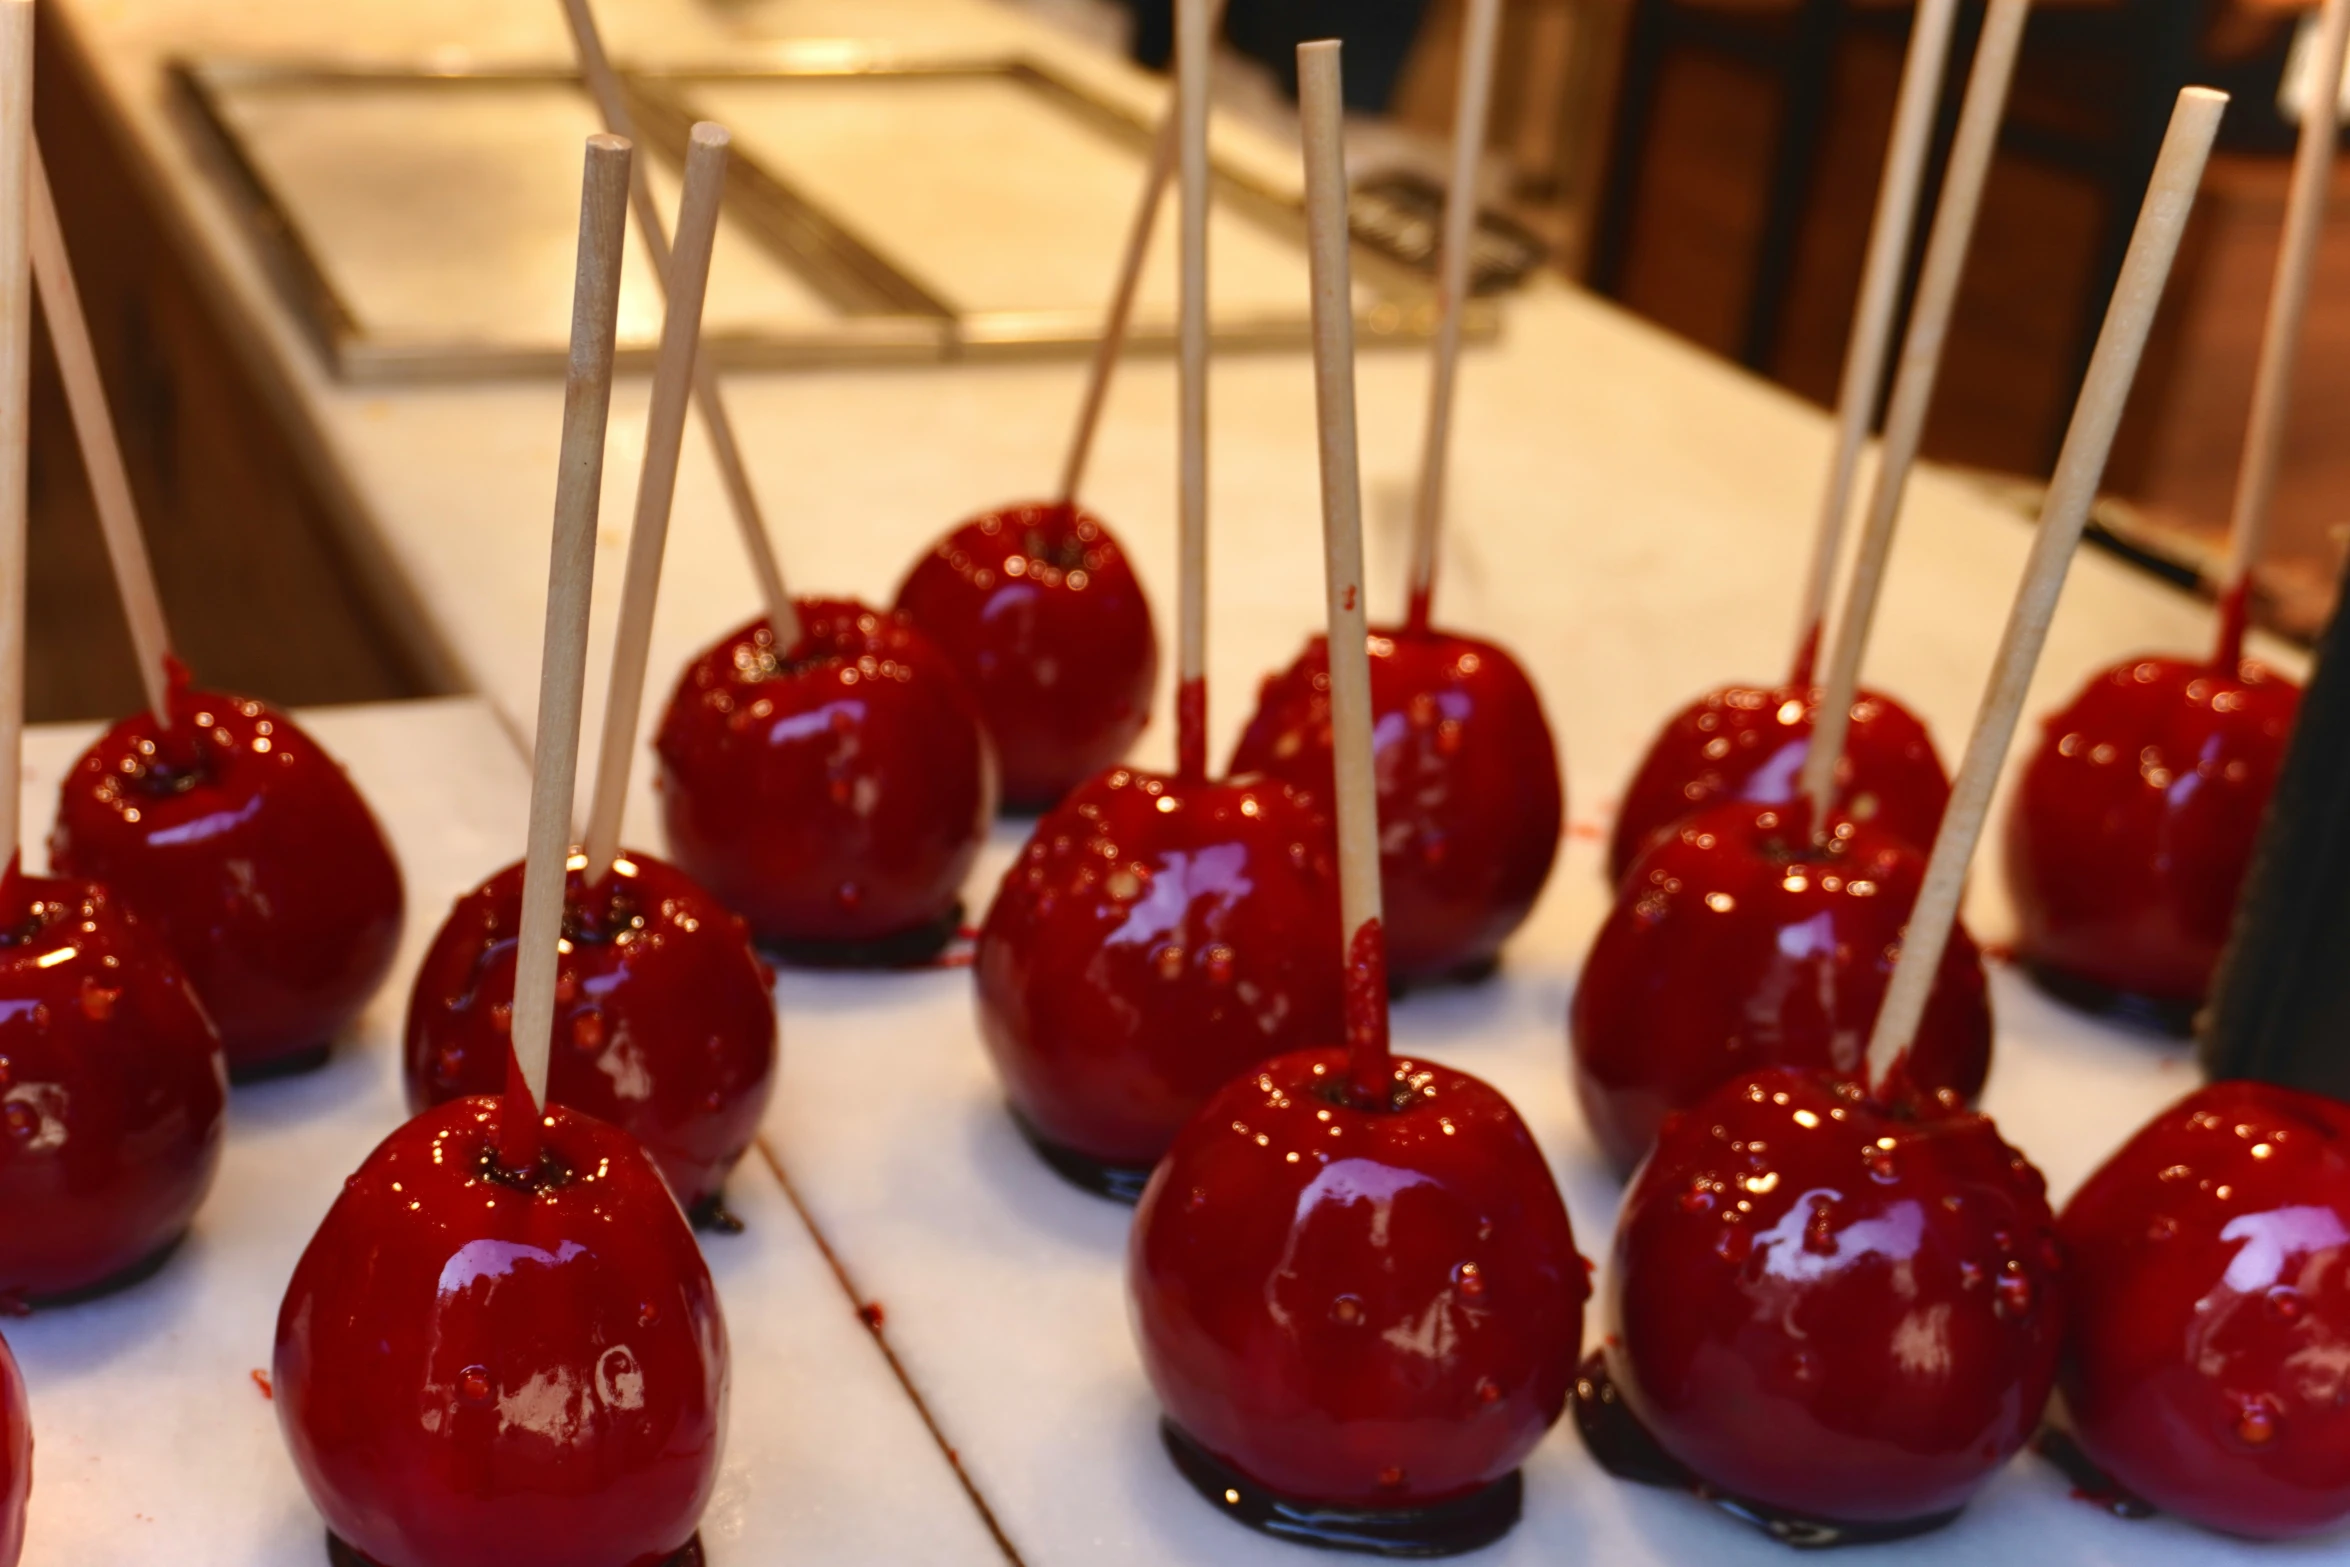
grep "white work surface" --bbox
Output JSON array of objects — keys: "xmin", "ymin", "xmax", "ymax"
[{"xmin": 29, "ymin": 0, "xmax": 2334, "ymax": 1561}]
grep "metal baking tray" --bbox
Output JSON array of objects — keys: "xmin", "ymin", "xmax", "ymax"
[{"xmin": 172, "ymin": 49, "xmax": 1482, "ymax": 382}]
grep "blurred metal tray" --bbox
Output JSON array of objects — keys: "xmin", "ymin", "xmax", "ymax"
[{"xmin": 172, "ymin": 49, "xmax": 1485, "ymax": 382}]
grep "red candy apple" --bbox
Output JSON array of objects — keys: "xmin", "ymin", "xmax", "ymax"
[
  {"xmin": 276, "ymin": 1096, "xmax": 726, "ymax": 1567},
  {"xmin": 402, "ymin": 851, "xmax": 777, "ymax": 1217},
  {"xmin": 1586, "ymin": 1067, "xmax": 2062, "ymax": 1538},
  {"xmin": 1609, "ymin": 684, "xmax": 1950, "ymax": 887},
  {"xmin": 1571, "ymin": 799, "xmax": 1991, "ymax": 1176},
  {"xmin": 975, "ymin": 767, "xmax": 1344, "ymax": 1195},
  {"xmin": 2059, "ymin": 1079, "xmax": 2350, "ymax": 1539},
  {"xmin": 895, "ymin": 501, "xmax": 1157, "ymax": 812},
  {"xmin": 0, "ymin": 865, "xmax": 225, "ymax": 1303},
  {"xmin": 655, "ymin": 599, "xmax": 995, "ymax": 961},
  {"xmin": 1230, "ymin": 627, "xmax": 1563, "ymax": 983},
  {"xmin": 2005, "ymin": 654, "xmax": 2299, "ymax": 1025},
  {"xmin": 1130, "ymin": 1048, "xmax": 1588, "ymax": 1550},
  {"xmin": 49, "ymin": 677, "xmax": 403, "ymax": 1079},
  {"xmin": 0, "ymin": 1329, "xmax": 25, "ymax": 1567}
]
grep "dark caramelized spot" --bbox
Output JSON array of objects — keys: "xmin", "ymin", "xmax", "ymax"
[{"xmin": 474, "ymin": 1137, "xmax": 579, "ymax": 1197}]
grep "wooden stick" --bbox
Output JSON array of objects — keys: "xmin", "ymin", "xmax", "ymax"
[
  {"xmin": 1299, "ymin": 39, "xmax": 1391, "ymax": 1103},
  {"xmin": 582, "ymin": 123, "xmax": 730, "ymax": 887},
  {"xmin": 1059, "ymin": 0, "xmax": 1231, "ymax": 508},
  {"xmin": 1866, "ymin": 88, "xmax": 2227, "ymax": 1088},
  {"xmin": 1404, "ymin": 0, "xmax": 1504, "ymax": 634},
  {"xmin": 2216, "ymin": 0, "xmax": 2350, "ymax": 663},
  {"xmin": 1787, "ymin": 0, "xmax": 1959, "ymax": 686},
  {"xmin": 1799, "ymin": 0, "xmax": 2031, "ymax": 831},
  {"xmin": 506, "ymin": 133, "xmax": 632, "ymax": 1161},
  {"xmin": 29, "ymin": 143, "xmax": 175, "ymax": 727},
  {"xmin": 1173, "ymin": 0, "xmax": 1212, "ymax": 784},
  {"xmin": 0, "ymin": 0, "xmax": 33, "ymax": 881},
  {"xmin": 557, "ymin": 0, "xmax": 801, "ymax": 651}
]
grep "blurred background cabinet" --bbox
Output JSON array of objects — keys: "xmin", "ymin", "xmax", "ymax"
[
  {"xmin": 1111, "ymin": 0, "xmax": 2348, "ymax": 633},
  {"xmin": 1574, "ymin": 0, "xmax": 2349, "ymax": 635}
]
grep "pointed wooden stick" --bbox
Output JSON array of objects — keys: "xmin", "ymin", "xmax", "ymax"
[
  {"xmin": 507, "ymin": 133, "xmax": 632, "ymax": 1162},
  {"xmin": 1173, "ymin": 0, "xmax": 1212, "ymax": 784},
  {"xmin": 582, "ymin": 123, "xmax": 728, "ymax": 887},
  {"xmin": 1299, "ymin": 38, "xmax": 1390, "ymax": 1104},
  {"xmin": 1799, "ymin": 0, "xmax": 2031, "ymax": 831},
  {"xmin": 1404, "ymin": 0, "xmax": 1503, "ymax": 633},
  {"xmin": 1060, "ymin": 98, "xmax": 1177, "ymax": 510},
  {"xmin": 0, "ymin": 0, "xmax": 33, "ymax": 880},
  {"xmin": 2215, "ymin": 0, "xmax": 2350, "ymax": 664},
  {"xmin": 558, "ymin": 0, "xmax": 800, "ymax": 651},
  {"xmin": 1866, "ymin": 89, "xmax": 2226, "ymax": 1088},
  {"xmin": 30, "ymin": 143, "xmax": 175, "ymax": 727},
  {"xmin": 1059, "ymin": 0, "xmax": 1231, "ymax": 508},
  {"xmin": 1787, "ymin": 0, "xmax": 1959, "ymax": 685}
]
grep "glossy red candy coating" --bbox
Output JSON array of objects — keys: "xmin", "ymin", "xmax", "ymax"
[
  {"xmin": 2005, "ymin": 655, "xmax": 2299, "ymax": 1009},
  {"xmin": 654, "ymin": 601, "xmax": 995, "ymax": 951},
  {"xmin": 1230, "ymin": 627, "xmax": 1563, "ymax": 981},
  {"xmin": 0, "ymin": 868, "xmax": 225, "ymax": 1301},
  {"xmin": 976, "ymin": 768, "xmax": 1345, "ymax": 1170},
  {"xmin": 1608, "ymin": 684, "xmax": 1949, "ymax": 887},
  {"xmin": 1606, "ymin": 1068, "xmax": 2061, "ymax": 1527},
  {"xmin": 1132, "ymin": 1049, "xmax": 1588, "ymax": 1509},
  {"xmin": 1571, "ymin": 800, "xmax": 1991, "ymax": 1176},
  {"xmin": 0, "ymin": 1330, "xmax": 26, "ymax": 1567},
  {"xmin": 894, "ymin": 501, "xmax": 1158, "ymax": 812},
  {"xmin": 2059, "ymin": 1080, "xmax": 2350, "ymax": 1539},
  {"xmin": 50, "ymin": 685, "xmax": 404, "ymax": 1076},
  {"xmin": 401, "ymin": 852, "xmax": 778, "ymax": 1213},
  {"xmin": 276, "ymin": 1097, "xmax": 727, "ymax": 1567}
]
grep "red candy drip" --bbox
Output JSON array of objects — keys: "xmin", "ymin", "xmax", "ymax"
[
  {"xmin": 1175, "ymin": 675, "xmax": 1208, "ymax": 787},
  {"xmin": 1343, "ymin": 916, "xmax": 1390, "ymax": 1106},
  {"xmin": 1404, "ymin": 581, "xmax": 1434, "ymax": 638},
  {"xmin": 2213, "ymin": 579, "xmax": 2251, "ymax": 671},
  {"xmin": 1789, "ymin": 618, "xmax": 1823, "ymax": 692},
  {"xmin": 497, "ymin": 1048, "xmax": 541, "ymax": 1178}
]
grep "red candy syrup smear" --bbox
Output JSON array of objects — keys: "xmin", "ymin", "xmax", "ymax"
[
  {"xmin": 2213, "ymin": 579, "xmax": 2250, "ymax": 670},
  {"xmin": 1344, "ymin": 916, "xmax": 1390, "ymax": 1106},
  {"xmin": 1176, "ymin": 676, "xmax": 1207, "ymax": 787},
  {"xmin": 1789, "ymin": 618, "xmax": 1823, "ymax": 692},
  {"xmin": 498, "ymin": 1049, "xmax": 542, "ymax": 1177}
]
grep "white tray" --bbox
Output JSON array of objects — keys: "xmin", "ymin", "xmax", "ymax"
[
  {"xmin": 6, "ymin": 699, "xmax": 1005, "ymax": 1567},
  {"xmin": 7, "ymin": 693, "xmax": 2332, "ymax": 1564}
]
